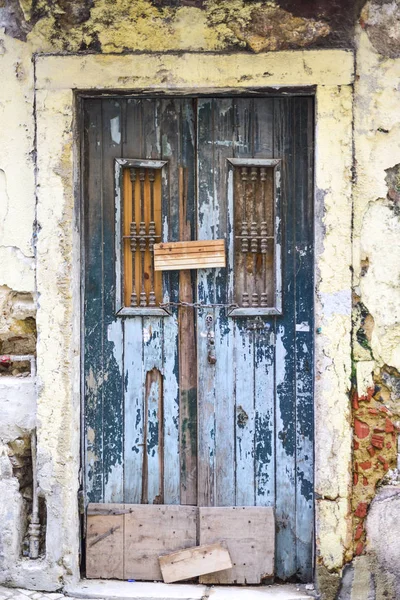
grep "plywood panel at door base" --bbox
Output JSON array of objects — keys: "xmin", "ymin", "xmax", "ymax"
[
  {"xmin": 199, "ymin": 506, "xmax": 275, "ymax": 584},
  {"xmin": 124, "ymin": 505, "xmax": 197, "ymax": 581},
  {"xmin": 86, "ymin": 503, "xmax": 125, "ymax": 579},
  {"xmin": 86, "ymin": 504, "xmax": 197, "ymax": 581}
]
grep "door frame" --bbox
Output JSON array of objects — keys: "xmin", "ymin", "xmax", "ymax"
[{"xmin": 33, "ymin": 51, "xmax": 353, "ymax": 586}]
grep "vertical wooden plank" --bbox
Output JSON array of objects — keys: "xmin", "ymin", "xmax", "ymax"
[
  {"xmin": 255, "ymin": 327, "xmax": 276, "ymax": 506},
  {"xmin": 294, "ymin": 97, "xmax": 314, "ymax": 581},
  {"xmin": 213, "ymin": 98, "xmax": 235, "ymax": 507},
  {"xmin": 102, "ymin": 99, "xmax": 124, "ymax": 503},
  {"xmin": 234, "ymin": 322, "xmax": 255, "ymax": 506},
  {"xmin": 233, "ymin": 98, "xmax": 256, "ymax": 506},
  {"xmin": 142, "ymin": 317, "xmax": 164, "ymax": 504},
  {"xmin": 159, "ymin": 101, "xmax": 180, "ymax": 504},
  {"xmin": 197, "ymin": 98, "xmax": 217, "ymax": 506},
  {"xmin": 84, "ymin": 99, "xmax": 104, "ymax": 503},
  {"xmin": 178, "ymin": 101, "xmax": 197, "ymax": 506},
  {"xmin": 274, "ymin": 97, "xmax": 297, "ymax": 579},
  {"xmin": 141, "ymin": 99, "xmax": 165, "ymax": 505},
  {"xmin": 253, "ymin": 99, "xmax": 276, "ymax": 507},
  {"xmin": 159, "ymin": 98, "xmax": 197, "ymax": 504},
  {"xmin": 123, "ymin": 98, "xmax": 144, "ymax": 504},
  {"xmin": 124, "ymin": 318, "xmax": 144, "ymax": 503},
  {"xmin": 163, "ymin": 311, "xmax": 180, "ymax": 504},
  {"xmin": 253, "ymin": 98, "xmax": 274, "ymax": 158}
]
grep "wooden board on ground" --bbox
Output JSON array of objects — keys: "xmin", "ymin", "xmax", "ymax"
[
  {"xmin": 154, "ymin": 240, "xmax": 225, "ymax": 271},
  {"xmin": 86, "ymin": 503, "xmax": 124, "ymax": 579},
  {"xmin": 199, "ymin": 506, "xmax": 275, "ymax": 584},
  {"xmin": 124, "ymin": 505, "xmax": 197, "ymax": 581},
  {"xmin": 159, "ymin": 542, "xmax": 232, "ymax": 583}
]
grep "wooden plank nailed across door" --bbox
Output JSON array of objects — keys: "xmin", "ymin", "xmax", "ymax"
[{"xmin": 154, "ymin": 240, "xmax": 226, "ymax": 271}]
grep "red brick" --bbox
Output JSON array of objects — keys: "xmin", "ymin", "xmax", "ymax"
[
  {"xmin": 386, "ymin": 442, "xmax": 392, "ymax": 449},
  {"xmin": 368, "ymin": 408, "xmax": 378, "ymax": 415},
  {"xmin": 355, "ymin": 502, "xmax": 368, "ymax": 518},
  {"xmin": 376, "ymin": 456, "xmax": 389, "ymax": 471},
  {"xmin": 354, "ymin": 440, "xmax": 360, "ymax": 450},
  {"xmin": 373, "ymin": 427, "xmax": 385, "ymax": 433},
  {"xmin": 359, "ymin": 461, "xmax": 372, "ymax": 470},
  {"xmin": 355, "ymin": 419, "xmax": 370, "ymax": 439},
  {"xmin": 379, "ymin": 406, "xmax": 391, "ymax": 415},
  {"xmin": 354, "ymin": 523, "xmax": 364, "ymax": 540},
  {"xmin": 356, "ymin": 541, "xmax": 364, "ymax": 556},
  {"xmin": 353, "ymin": 392, "xmax": 359, "ymax": 409},
  {"xmin": 385, "ymin": 418, "xmax": 394, "ymax": 433},
  {"xmin": 367, "ymin": 446, "xmax": 375, "ymax": 457},
  {"xmin": 353, "ymin": 473, "xmax": 359, "ymax": 485},
  {"xmin": 363, "ymin": 476, "xmax": 368, "ymax": 486},
  {"xmin": 371, "ymin": 434, "xmax": 384, "ymax": 449}
]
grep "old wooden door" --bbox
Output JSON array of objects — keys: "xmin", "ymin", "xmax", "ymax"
[{"xmin": 83, "ymin": 96, "xmax": 314, "ymax": 582}]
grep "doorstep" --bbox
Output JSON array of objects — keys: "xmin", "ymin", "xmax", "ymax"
[{"xmin": 65, "ymin": 580, "xmax": 312, "ymax": 600}]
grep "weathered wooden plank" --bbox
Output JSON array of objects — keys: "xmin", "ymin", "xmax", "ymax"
[
  {"xmin": 199, "ymin": 506, "xmax": 275, "ymax": 584},
  {"xmin": 234, "ymin": 322, "xmax": 256, "ymax": 506},
  {"xmin": 156, "ymin": 240, "xmax": 225, "ymax": 252},
  {"xmin": 159, "ymin": 543, "xmax": 232, "ymax": 583},
  {"xmin": 294, "ymin": 97, "xmax": 314, "ymax": 581},
  {"xmin": 197, "ymin": 98, "xmax": 217, "ymax": 507},
  {"xmin": 102, "ymin": 99, "xmax": 124, "ymax": 503},
  {"xmin": 124, "ymin": 505, "xmax": 197, "ymax": 581},
  {"xmin": 158, "ymin": 100, "xmax": 195, "ymax": 504},
  {"xmin": 253, "ymin": 98, "xmax": 274, "ymax": 158},
  {"xmin": 86, "ymin": 503, "xmax": 124, "ymax": 579},
  {"xmin": 156, "ymin": 257, "xmax": 226, "ymax": 271},
  {"xmin": 122, "ymin": 98, "xmax": 145, "ymax": 505},
  {"xmin": 142, "ymin": 318, "xmax": 164, "ymax": 504},
  {"xmin": 274, "ymin": 97, "xmax": 297, "ymax": 580},
  {"xmin": 255, "ymin": 324, "xmax": 275, "ymax": 506},
  {"xmin": 213, "ymin": 98, "xmax": 235, "ymax": 507},
  {"xmin": 233, "ymin": 98, "xmax": 256, "ymax": 507},
  {"xmin": 252, "ymin": 98, "xmax": 276, "ymax": 507},
  {"xmin": 178, "ymin": 100, "xmax": 197, "ymax": 506},
  {"xmin": 178, "ymin": 162, "xmax": 198, "ymax": 506},
  {"xmin": 84, "ymin": 99, "xmax": 104, "ymax": 504},
  {"xmin": 163, "ymin": 310, "xmax": 180, "ymax": 504},
  {"xmin": 124, "ymin": 318, "xmax": 144, "ymax": 504}
]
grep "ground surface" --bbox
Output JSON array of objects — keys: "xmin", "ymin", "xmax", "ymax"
[{"xmin": 0, "ymin": 582, "xmax": 313, "ymax": 600}]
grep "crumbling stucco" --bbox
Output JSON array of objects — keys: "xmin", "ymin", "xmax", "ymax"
[
  {"xmin": 361, "ymin": 0, "xmax": 400, "ymax": 59},
  {"xmin": 0, "ymin": 0, "xmax": 345, "ymax": 54}
]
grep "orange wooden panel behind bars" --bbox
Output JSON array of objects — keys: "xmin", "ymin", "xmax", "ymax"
[
  {"xmin": 233, "ymin": 165, "xmax": 275, "ymax": 308},
  {"xmin": 123, "ymin": 168, "xmax": 163, "ymax": 307}
]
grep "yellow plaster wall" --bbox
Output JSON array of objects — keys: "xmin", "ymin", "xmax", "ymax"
[
  {"xmin": 0, "ymin": 34, "xmax": 35, "ymax": 294},
  {"xmin": 314, "ymin": 85, "xmax": 353, "ymax": 571},
  {"xmin": 354, "ymin": 28, "xmax": 400, "ymax": 371}
]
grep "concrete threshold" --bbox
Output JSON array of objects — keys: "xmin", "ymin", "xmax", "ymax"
[{"xmin": 66, "ymin": 580, "xmax": 312, "ymax": 600}]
